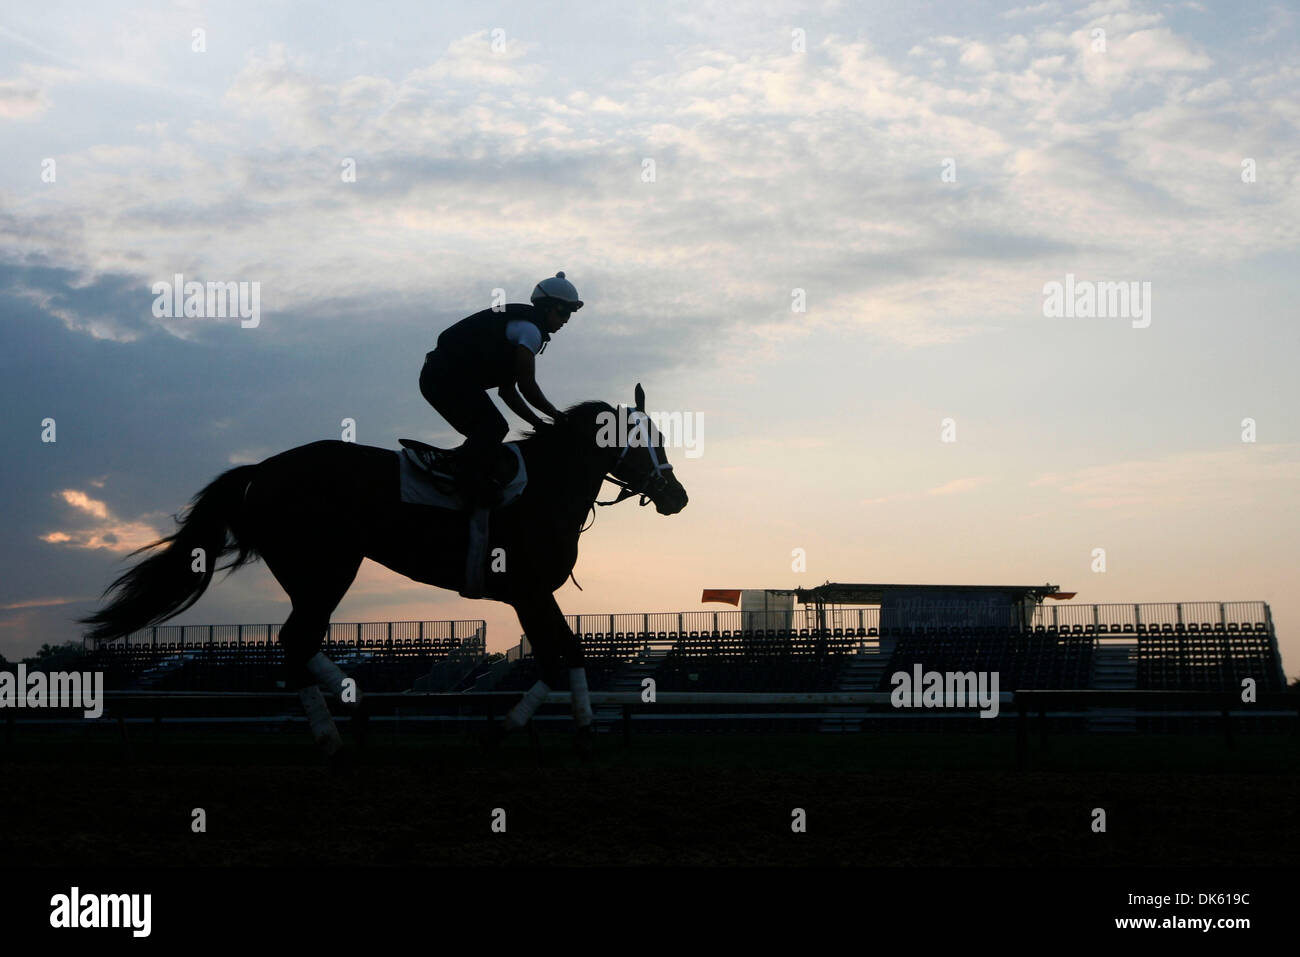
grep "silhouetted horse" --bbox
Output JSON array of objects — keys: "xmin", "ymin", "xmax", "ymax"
[{"xmin": 81, "ymin": 385, "xmax": 688, "ymax": 758}]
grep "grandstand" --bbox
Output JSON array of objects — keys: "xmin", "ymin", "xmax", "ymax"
[
  {"xmin": 78, "ymin": 585, "xmax": 1288, "ymax": 734},
  {"xmin": 84, "ymin": 596, "xmax": 1285, "ymax": 698},
  {"xmin": 88, "ymin": 620, "xmax": 486, "ymax": 693},
  {"xmin": 484, "ymin": 591, "xmax": 1285, "ymax": 734},
  {"xmin": 491, "ymin": 589, "xmax": 1285, "ymax": 696}
]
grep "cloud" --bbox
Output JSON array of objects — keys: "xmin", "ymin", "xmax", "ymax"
[
  {"xmin": 1029, "ymin": 447, "xmax": 1300, "ymax": 510},
  {"xmin": 1, "ymin": 12, "xmax": 1294, "ymax": 360},
  {"xmin": 42, "ymin": 488, "xmax": 163, "ymax": 553},
  {"xmin": 864, "ymin": 476, "xmax": 991, "ymax": 505},
  {"xmin": 1247, "ymin": 4, "xmax": 1295, "ymax": 44},
  {"xmin": 1184, "ymin": 77, "xmax": 1231, "ymax": 102},
  {"xmin": 0, "ymin": 597, "xmax": 79, "ymax": 611},
  {"xmin": 0, "ymin": 80, "xmax": 48, "ymax": 119},
  {"xmin": 8, "ymin": 284, "xmax": 146, "ymax": 343},
  {"xmin": 411, "ymin": 31, "xmax": 542, "ymax": 86},
  {"xmin": 1085, "ymin": 27, "xmax": 1213, "ymax": 82},
  {"xmin": 1001, "ymin": 2, "xmax": 1060, "ymax": 18},
  {"xmin": 928, "ymin": 476, "xmax": 993, "ymax": 496},
  {"xmin": 959, "ymin": 42, "xmax": 997, "ymax": 71},
  {"xmin": 0, "ymin": 60, "xmax": 80, "ymax": 120},
  {"xmin": 58, "ymin": 489, "xmax": 109, "ymax": 519}
]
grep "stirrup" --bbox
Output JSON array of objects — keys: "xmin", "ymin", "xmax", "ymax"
[{"xmin": 410, "ymin": 446, "xmax": 450, "ymax": 478}]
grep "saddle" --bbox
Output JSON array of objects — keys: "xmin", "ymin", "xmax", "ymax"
[
  {"xmin": 395, "ymin": 439, "xmax": 529, "ymax": 600},
  {"xmin": 398, "ymin": 438, "xmax": 524, "ymax": 494}
]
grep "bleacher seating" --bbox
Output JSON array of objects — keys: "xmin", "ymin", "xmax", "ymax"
[
  {"xmin": 86, "ymin": 608, "xmax": 1283, "ymax": 700},
  {"xmin": 880, "ymin": 627, "xmax": 1094, "ymax": 691},
  {"xmin": 1136, "ymin": 630, "xmax": 1284, "ymax": 692},
  {"xmin": 492, "ymin": 612, "xmax": 1281, "ymax": 696},
  {"xmin": 89, "ymin": 637, "xmax": 479, "ymax": 692}
]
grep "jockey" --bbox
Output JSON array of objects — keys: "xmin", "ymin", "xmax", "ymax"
[{"xmin": 420, "ymin": 272, "xmax": 583, "ymax": 506}]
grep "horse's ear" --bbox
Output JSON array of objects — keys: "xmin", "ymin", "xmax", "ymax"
[{"xmin": 634, "ymin": 383, "xmax": 645, "ymax": 412}]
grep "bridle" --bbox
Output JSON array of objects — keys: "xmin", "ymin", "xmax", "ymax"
[{"xmin": 596, "ymin": 407, "xmax": 675, "ymax": 507}]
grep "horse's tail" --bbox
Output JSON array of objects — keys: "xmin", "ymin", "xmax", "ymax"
[{"xmin": 79, "ymin": 465, "xmax": 262, "ymax": 644}]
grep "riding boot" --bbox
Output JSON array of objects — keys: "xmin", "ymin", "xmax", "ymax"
[{"xmin": 460, "ymin": 507, "xmax": 491, "ymax": 599}]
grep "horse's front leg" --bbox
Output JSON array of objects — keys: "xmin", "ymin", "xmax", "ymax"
[
  {"xmin": 538, "ymin": 592, "xmax": 595, "ymax": 759},
  {"xmin": 493, "ymin": 593, "xmax": 592, "ymax": 754},
  {"xmin": 531, "ymin": 591, "xmax": 592, "ymax": 731}
]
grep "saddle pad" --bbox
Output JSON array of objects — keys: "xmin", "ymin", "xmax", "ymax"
[{"xmin": 397, "ymin": 442, "xmax": 528, "ymax": 510}]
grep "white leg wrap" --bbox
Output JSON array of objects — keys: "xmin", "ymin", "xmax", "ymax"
[
  {"xmin": 299, "ymin": 686, "xmax": 342, "ymax": 755},
  {"xmin": 504, "ymin": 680, "xmax": 551, "ymax": 730},
  {"xmin": 569, "ymin": 668, "xmax": 593, "ymax": 727},
  {"xmin": 306, "ymin": 652, "xmax": 348, "ymax": 696}
]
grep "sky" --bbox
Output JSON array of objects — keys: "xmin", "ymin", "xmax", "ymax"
[{"xmin": 1, "ymin": 1, "xmax": 1296, "ymax": 676}]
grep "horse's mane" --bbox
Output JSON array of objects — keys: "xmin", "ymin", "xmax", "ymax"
[
  {"xmin": 511, "ymin": 400, "xmax": 626, "ymax": 494},
  {"xmin": 515, "ymin": 400, "xmax": 615, "ymax": 445}
]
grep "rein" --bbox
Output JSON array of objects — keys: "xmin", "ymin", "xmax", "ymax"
[
  {"xmin": 537, "ymin": 406, "xmax": 674, "ymax": 544},
  {"xmin": 595, "ymin": 408, "xmax": 675, "ymax": 507}
]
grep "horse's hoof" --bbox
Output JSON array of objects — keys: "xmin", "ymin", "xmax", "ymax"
[{"xmin": 574, "ymin": 725, "xmax": 595, "ymax": 762}]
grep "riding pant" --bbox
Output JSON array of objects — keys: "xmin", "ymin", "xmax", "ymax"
[{"xmin": 419, "ymin": 350, "xmax": 508, "ymax": 481}]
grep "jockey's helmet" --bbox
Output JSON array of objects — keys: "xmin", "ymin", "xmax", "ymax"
[{"xmin": 530, "ymin": 272, "xmax": 584, "ymax": 311}]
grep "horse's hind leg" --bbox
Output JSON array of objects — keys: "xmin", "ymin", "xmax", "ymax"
[
  {"xmin": 263, "ymin": 544, "xmax": 362, "ymax": 757},
  {"xmin": 282, "ymin": 610, "xmax": 348, "ymax": 756}
]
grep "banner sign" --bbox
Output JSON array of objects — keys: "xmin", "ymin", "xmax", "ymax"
[{"xmin": 880, "ymin": 589, "xmax": 1018, "ymax": 629}]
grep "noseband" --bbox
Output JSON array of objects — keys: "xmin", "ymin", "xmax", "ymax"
[{"xmin": 597, "ymin": 408, "xmax": 674, "ymax": 507}]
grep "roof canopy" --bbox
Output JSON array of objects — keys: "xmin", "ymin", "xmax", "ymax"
[{"xmin": 792, "ymin": 582, "xmax": 1074, "ymax": 605}]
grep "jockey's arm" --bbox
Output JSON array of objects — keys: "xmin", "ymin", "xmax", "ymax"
[
  {"xmin": 498, "ymin": 379, "xmax": 545, "ymax": 429},
  {"xmin": 511, "ymin": 346, "xmax": 563, "ymax": 421}
]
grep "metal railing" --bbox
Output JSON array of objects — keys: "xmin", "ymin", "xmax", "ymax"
[
  {"xmin": 1028, "ymin": 601, "xmax": 1269, "ymax": 631},
  {"xmin": 96, "ymin": 620, "xmax": 487, "ymax": 654},
  {"xmin": 563, "ymin": 609, "xmax": 852, "ymax": 636},
  {"xmin": 559, "ymin": 602, "xmax": 1273, "ymax": 639}
]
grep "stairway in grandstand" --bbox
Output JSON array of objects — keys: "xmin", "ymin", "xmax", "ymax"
[
  {"xmin": 593, "ymin": 642, "xmax": 672, "ymax": 730},
  {"xmin": 135, "ymin": 651, "xmax": 196, "ymax": 688},
  {"xmin": 334, "ymin": 650, "xmax": 374, "ymax": 669},
  {"xmin": 819, "ymin": 636, "xmax": 894, "ymax": 733},
  {"xmin": 1088, "ymin": 640, "xmax": 1137, "ymax": 732},
  {"xmin": 462, "ymin": 655, "xmax": 513, "ymax": 692}
]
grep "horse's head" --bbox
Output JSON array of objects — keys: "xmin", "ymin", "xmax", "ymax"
[{"xmin": 583, "ymin": 384, "xmax": 688, "ymax": 515}]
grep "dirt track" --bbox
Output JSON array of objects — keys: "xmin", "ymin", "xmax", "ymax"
[{"xmin": 3, "ymin": 730, "xmax": 1297, "ymax": 866}]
